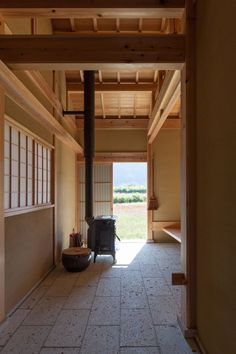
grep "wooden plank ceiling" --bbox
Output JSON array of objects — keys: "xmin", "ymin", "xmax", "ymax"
[
  {"xmin": 51, "ymin": 17, "xmax": 181, "ymax": 127},
  {"xmin": 2, "ymin": 3, "xmax": 182, "ymax": 131}
]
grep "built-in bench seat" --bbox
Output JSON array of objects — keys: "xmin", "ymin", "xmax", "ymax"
[{"xmin": 162, "ymin": 222, "xmax": 181, "ymax": 243}]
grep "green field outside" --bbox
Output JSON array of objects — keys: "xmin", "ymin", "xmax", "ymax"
[{"xmin": 113, "ymin": 202, "xmax": 147, "ymax": 240}]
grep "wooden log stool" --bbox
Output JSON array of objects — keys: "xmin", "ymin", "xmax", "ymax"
[{"xmin": 62, "ymin": 247, "xmax": 92, "ymax": 272}]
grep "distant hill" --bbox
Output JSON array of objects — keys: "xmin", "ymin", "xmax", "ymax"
[{"xmin": 113, "ymin": 163, "xmax": 147, "ymax": 186}]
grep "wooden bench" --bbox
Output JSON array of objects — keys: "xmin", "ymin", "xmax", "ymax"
[{"xmin": 162, "ymin": 222, "xmax": 181, "ymax": 243}]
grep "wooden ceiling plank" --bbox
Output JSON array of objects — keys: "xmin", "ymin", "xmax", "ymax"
[
  {"xmin": 0, "ymin": 1, "xmax": 185, "ymax": 19},
  {"xmin": 0, "ymin": 60, "xmax": 82, "ymax": 154},
  {"xmin": 0, "ymin": 34, "xmax": 185, "ymax": 70}
]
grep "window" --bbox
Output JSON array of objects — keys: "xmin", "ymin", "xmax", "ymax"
[{"xmin": 4, "ymin": 120, "xmax": 53, "ymax": 213}]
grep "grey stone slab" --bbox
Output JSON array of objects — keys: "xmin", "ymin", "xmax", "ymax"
[
  {"xmin": 45, "ymin": 310, "xmax": 89, "ymax": 348},
  {"xmin": 39, "ymin": 271, "xmax": 60, "ymax": 287},
  {"xmin": 148, "ymin": 296, "xmax": 177, "ymax": 325},
  {"xmin": 138, "ymin": 256, "xmax": 158, "ymax": 265},
  {"xmin": 80, "ymin": 325, "xmax": 119, "ymax": 354},
  {"xmin": 121, "ymin": 270, "xmax": 143, "ymax": 289},
  {"xmin": 23, "ymin": 297, "xmax": 66, "ymax": 325},
  {"xmin": 144, "ymin": 278, "xmax": 171, "ymax": 297},
  {"xmin": 0, "ymin": 309, "xmax": 30, "ymax": 346},
  {"xmin": 45, "ymin": 278, "xmax": 76, "ymax": 297},
  {"xmin": 40, "ymin": 349, "xmax": 79, "ymax": 354},
  {"xmin": 64, "ymin": 286, "xmax": 96, "ymax": 309},
  {"xmin": 120, "ymin": 348, "xmax": 160, "ymax": 354},
  {"xmin": 89, "ymin": 296, "xmax": 120, "ymax": 325},
  {"xmin": 120, "ymin": 309, "xmax": 157, "ymax": 347},
  {"xmin": 124, "ymin": 261, "xmax": 141, "ymax": 271},
  {"xmin": 121, "ymin": 287, "xmax": 148, "ymax": 309},
  {"xmin": 75, "ymin": 271, "xmax": 100, "ymax": 287},
  {"xmin": 155, "ymin": 324, "xmax": 193, "ymax": 354},
  {"xmin": 19, "ymin": 286, "xmax": 48, "ymax": 310},
  {"xmin": 1, "ymin": 326, "xmax": 51, "ymax": 354},
  {"xmin": 96, "ymin": 278, "xmax": 120, "ymax": 297},
  {"xmin": 140, "ymin": 264, "xmax": 163, "ymax": 278},
  {"xmin": 100, "ymin": 265, "xmax": 121, "ymax": 278}
]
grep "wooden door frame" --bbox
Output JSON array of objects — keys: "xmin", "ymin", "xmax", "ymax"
[
  {"xmin": 0, "ymin": 16, "xmax": 5, "ymax": 324},
  {"xmin": 179, "ymin": 0, "xmax": 197, "ymax": 334}
]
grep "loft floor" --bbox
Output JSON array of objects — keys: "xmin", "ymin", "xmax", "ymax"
[{"xmin": 0, "ymin": 242, "xmax": 197, "ymax": 353}]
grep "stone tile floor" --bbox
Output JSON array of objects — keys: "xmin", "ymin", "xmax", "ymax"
[{"xmin": 0, "ymin": 242, "xmax": 200, "ymax": 354}]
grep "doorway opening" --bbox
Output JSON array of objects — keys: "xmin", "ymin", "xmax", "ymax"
[{"xmin": 113, "ymin": 162, "xmax": 147, "ymax": 241}]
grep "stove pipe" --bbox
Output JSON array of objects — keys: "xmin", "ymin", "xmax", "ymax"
[{"xmin": 84, "ymin": 71, "xmax": 95, "ymax": 225}]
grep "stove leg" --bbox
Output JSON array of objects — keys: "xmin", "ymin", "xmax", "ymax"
[{"xmin": 112, "ymin": 252, "xmax": 116, "ymax": 263}]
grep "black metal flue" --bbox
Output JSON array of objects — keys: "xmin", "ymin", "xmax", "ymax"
[{"xmin": 84, "ymin": 71, "xmax": 95, "ymax": 225}]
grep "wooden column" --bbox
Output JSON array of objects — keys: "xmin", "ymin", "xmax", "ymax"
[
  {"xmin": 0, "ymin": 15, "xmax": 5, "ymax": 322},
  {"xmin": 147, "ymin": 143, "xmax": 153, "ymax": 241},
  {"xmin": 52, "ymin": 70, "xmax": 58, "ymax": 265},
  {"xmin": 179, "ymin": 0, "xmax": 197, "ymax": 334}
]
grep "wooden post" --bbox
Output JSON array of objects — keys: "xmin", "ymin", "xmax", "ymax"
[
  {"xmin": 179, "ymin": 0, "xmax": 197, "ymax": 333},
  {"xmin": 147, "ymin": 143, "xmax": 153, "ymax": 241},
  {"xmin": 52, "ymin": 71, "xmax": 58, "ymax": 265},
  {"xmin": 0, "ymin": 15, "xmax": 5, "ymax": 322}
]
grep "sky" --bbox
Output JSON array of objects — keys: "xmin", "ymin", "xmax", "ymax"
[{"xmin": 113, "ymin": 163, "xmax": 147, "ymax": 186}]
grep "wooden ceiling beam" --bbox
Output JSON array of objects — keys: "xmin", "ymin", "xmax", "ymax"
[
  {"xmin": 0, "ymin": 34, "xmax": 185, "ymax": 70},
  {"xmin": 67, "ymin": 82, "xmax": 157, "ymax": 92},
  {"xmin": 76, "ymin": 116, "xmax": 180, "ymax": 130},
  {"xmin": 77, "ymin": 118, "xmax": 149, "ymax": 130},
  {"xmin": 0, "ymin": 60, "xmax": 83, "ymax": 154},
  {"xmin": 148, "ymin": 82, "xmax": 181, "ymax": 143},
  {"xmin": 78, "ymin": 152, "xmax": 147, "ymax": 163},
  {"xmin": 148, "ymin": 70, "xmax": 180, "ymax": 135},
  {"xmin": 0, "ymin": 1, "xmax": 185, "ymax": 19}
]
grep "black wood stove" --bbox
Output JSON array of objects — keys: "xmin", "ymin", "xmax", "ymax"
[{"xmin": 88, "ymin": 215, "xmax": 118, "ymax": 262}]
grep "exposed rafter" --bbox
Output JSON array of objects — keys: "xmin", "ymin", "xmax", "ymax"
[
  {"xmin": 78, "ymin": 152, "xmax": 147, "ymax": 163},
  {"xmin": 0, "ymin": 1, "xmax": 185, "ymax": 19},
  {"xmin": 148, "ymin": 70, "xmax": 180, "ymax": 136},
  {"xmin": 0, "ymin": 60, "xmax": 82, "ymax": 154},
  {"xmin": 67, "ymin": 82, "xmax": 157, "ymax": 92},
  {"xmin": 77, "ymin": 118, "xmax": 149, "ymax": 130},
  {"xmin": 76, "ymin": 117, "xmax": 180, "ymax": 130},
  {"xmin": 0, "ymin": 34, "xmax": 185, "ymax": 70},
  {"xmin": 148, "ymin": 82, "xmax": 181, "ymax": 143}
]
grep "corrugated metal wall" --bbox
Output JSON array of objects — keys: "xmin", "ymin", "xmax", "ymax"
[{"xmin": 78, "ymin": 164, "xmax": 113, "ymax": 242}]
